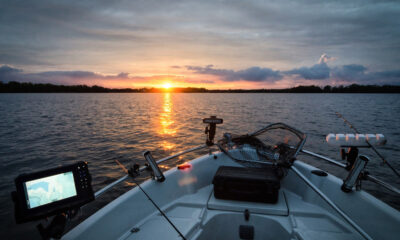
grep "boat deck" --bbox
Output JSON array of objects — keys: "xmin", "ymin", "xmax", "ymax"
[
  {"xmin": 63, "ymin": 151, "xmax": 400, "ymax": 240},
  {"xmin": 119, "ymin": 184, "xmax": 361, "ymax": 240}
]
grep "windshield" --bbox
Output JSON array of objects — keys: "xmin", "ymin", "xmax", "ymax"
[{"xmin": 217, "ymin": 123, "xmax": 307, "ymax": 167}]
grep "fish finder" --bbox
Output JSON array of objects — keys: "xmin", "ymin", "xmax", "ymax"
[{"xmin": 12, "ymin": 161, "xmax": 95, "ymax": 224}]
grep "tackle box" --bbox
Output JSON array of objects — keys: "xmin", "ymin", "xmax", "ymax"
[{"xmin": 212, "ymin": 166, "xmax": 280, "ymax": 204}]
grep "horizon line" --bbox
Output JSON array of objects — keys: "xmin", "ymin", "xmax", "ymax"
[{"xmin": 1, "ymin": 81, "xmax": 400, "ymax": 93}]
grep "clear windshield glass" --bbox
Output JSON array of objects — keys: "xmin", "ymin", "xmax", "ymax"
[{"xmin": 217, "ymin": 123, "xmax": 306, "ymax": 167}]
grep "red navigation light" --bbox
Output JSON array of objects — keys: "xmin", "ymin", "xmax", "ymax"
[{"xmin": 177, "ymin": 163, "xmax": 192, "ymax": 171}]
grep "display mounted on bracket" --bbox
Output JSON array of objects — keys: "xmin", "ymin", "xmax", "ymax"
[{"xmin": 12, "ymin": 161, "xmax": 95, "ymax": 223}]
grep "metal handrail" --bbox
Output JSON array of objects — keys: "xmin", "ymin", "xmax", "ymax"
[
  {"xmin": 301, "ymin": 149, "xmax": 346, "ymax": 168},
  {"xmin": 95, "ymin": 146, "xmax": 399, "ymax": 198},
  {"xmin": 364, "ymin": 174, "xmax": 400, "ymax": 195}
]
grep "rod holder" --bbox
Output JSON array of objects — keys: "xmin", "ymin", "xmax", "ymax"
[
  {"xmin": 342, "ymin": 155, "xmax": 369, "ymax": 192},
  {"xmin": 143, "ymin": 151, "xmax": 165, "ymax": 182}
]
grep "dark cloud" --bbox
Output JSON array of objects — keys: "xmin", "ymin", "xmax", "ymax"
[
  {"xmin": 186, "ymin": 56, "xmax": 400, "ymax": 85},
  {"xmin": 0, "ymin": 65, "xmax": 23, "ymax": 82},
  {"xmin": 331, "ymin": 64, "xmax": 367, "ymax": 81},
  {"xmin": 0, "ymin": 0, "xmax": 399, "ymax": 74},
  {"xmin": 331, "ymin": 64, "xmax": 400, "ymax": 85},
  {"xmin": 0, "ymin": 65, "xmax": 214, "ymax": 86},
  {"xmin": 372, "ymin": 69, "xmax": 400, "ymax": 79},
  {"xmin": 186, "ymin": 65, "xmax": 282, "ymax": 82},
  {"xmin": 0, "ymin": 65, "xmax": 23, "ymax": 74},
  {"xmin": 1, "ymin": 61, "xmax": 399, "ymax": 86},
  {"xmin": 0, "ymin": 65, "xmax": 130, "ymax": 84},
  {"xmin": 235, "ymin": 67, "xmax": 283, "ymax": 82},
  {"xmin": 283, "ymin": 53, "xmax": 333, "ymax": 80},
  {"xmin": 285, "ymin": 63, "xmax": 330, "ymax": 80}
]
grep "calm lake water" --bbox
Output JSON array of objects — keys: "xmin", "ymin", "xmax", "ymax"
[{"xmin": 1, "ymin": 93, "xmax": 399, "ymax": 239}]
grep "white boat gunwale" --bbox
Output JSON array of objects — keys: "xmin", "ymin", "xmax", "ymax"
[
  {"xmin": 63, "ymin": 151, "xmax": 400, "ymax": 240},
  {"xmin": 62, "ymin": 122, "xmax": 400, "ymax": 240}
]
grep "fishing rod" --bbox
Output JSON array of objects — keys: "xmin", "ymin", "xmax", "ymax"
[
  {"xmin": 335, "ymin": 112, "xmax": 400, "ymax": 178},
  {"xmin": 115, "ymin": 160, "xmax": 187, "ymax": 240}
]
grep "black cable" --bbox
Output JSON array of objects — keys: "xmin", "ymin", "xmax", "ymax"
[
  {"xmin": 132, "ymin": 179, "xmax": 187, "ymax": 240},
  {"xmin": 335, "ymin": 112, "xmax": 400, "ymax": 178}
]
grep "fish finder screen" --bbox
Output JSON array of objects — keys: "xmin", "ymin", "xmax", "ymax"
[{"xmin": 24, "ymin": 172, "xmax": 77, "ymax": 209}]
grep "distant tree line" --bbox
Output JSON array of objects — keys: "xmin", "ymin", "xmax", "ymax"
[
  {"xmin": 0, "ymin": 81, "xmax": 399, "ymax": 93},
  {"xmin": 0, "ymin": 81, "xmax": 140, "ymax": 93}
]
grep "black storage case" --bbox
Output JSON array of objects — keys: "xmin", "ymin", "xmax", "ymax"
[{"xmin": 212, "ymin": 166, "xmax": 280, "ymax": 204}]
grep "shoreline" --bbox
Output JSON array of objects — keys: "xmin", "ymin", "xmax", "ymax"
[{"xmin": 1, "ymin": 81, "xmax": 400, "ymax": 93}]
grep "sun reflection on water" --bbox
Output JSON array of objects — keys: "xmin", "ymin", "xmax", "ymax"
[{"xmin": 158, "ymin": 93, "xmax": 177, "ymax": 150}]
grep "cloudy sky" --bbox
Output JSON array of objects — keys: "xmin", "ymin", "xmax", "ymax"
[{"xmin": 0, "ymin": 0, "xmax": 399, "ymax": 89}]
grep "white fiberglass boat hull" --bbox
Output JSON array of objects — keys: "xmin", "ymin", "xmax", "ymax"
[{"xmin": 63, "ymin": 150, "xmax": 400, "ymax": 240}]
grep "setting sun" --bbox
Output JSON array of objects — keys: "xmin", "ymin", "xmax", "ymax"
[{"xmin": 163, "ymin": 82, "xmax": 172, "ymax": 89}]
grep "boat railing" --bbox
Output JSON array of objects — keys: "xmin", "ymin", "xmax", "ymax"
[
  {"xmin": 95, "ymin": 145, "xmax": 400, "ymax": 199},
  {"xmin": 96, "ymin": 141, "xmax": 400, "ymax": 200}
]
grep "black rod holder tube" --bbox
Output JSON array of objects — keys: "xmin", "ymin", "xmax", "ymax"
[
  {"xmin": 143, "ymin": 151, "xmax": 165, "ymax": 182},
  {"xmin": 341, "ymin": 155, "xmax": 369, "ymax": 192}
]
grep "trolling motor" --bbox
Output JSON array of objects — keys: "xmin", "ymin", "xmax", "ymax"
[{"xmin": 203, "ymin": 116, "xmax": 223, "ymax": 146}]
